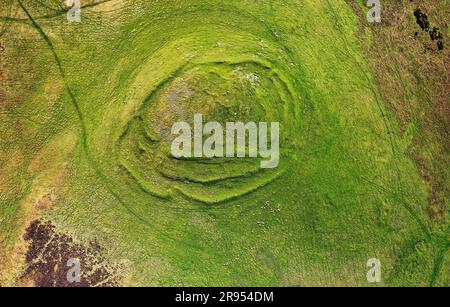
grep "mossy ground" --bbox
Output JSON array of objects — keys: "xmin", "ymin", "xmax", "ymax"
[{"xmin": 0, "ymin": 0, "xmax": 448, "ymax": 286}]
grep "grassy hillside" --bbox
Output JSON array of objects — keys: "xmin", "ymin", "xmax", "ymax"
[{"xmin": 0, "ymin": 0, "xmax": 448, "ymax": 286}]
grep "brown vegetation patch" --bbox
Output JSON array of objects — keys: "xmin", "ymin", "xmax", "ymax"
[
  {"xmin": 20, "ymin": 220, "xmax": 121, "ymax": 287},
  {"xmin": 346, "ymin": 0, "xmax": 449, "ymax": 221},
  {"xmin": 35, "ymin": 193, "xmax": 54, "ymax": 211},
  {"xmin": 0, "ymin": 40, "xmax": 27, "ymax": 111}
]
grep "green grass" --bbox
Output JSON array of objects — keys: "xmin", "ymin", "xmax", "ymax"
[{"xmin": 0, "ymin": 0, "xmax": 448, "ymax": 286}]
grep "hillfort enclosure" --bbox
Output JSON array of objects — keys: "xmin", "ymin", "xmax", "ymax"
[{"xmin": 0, "ymin": 0, "xmax": 448, "ymax": 289}]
